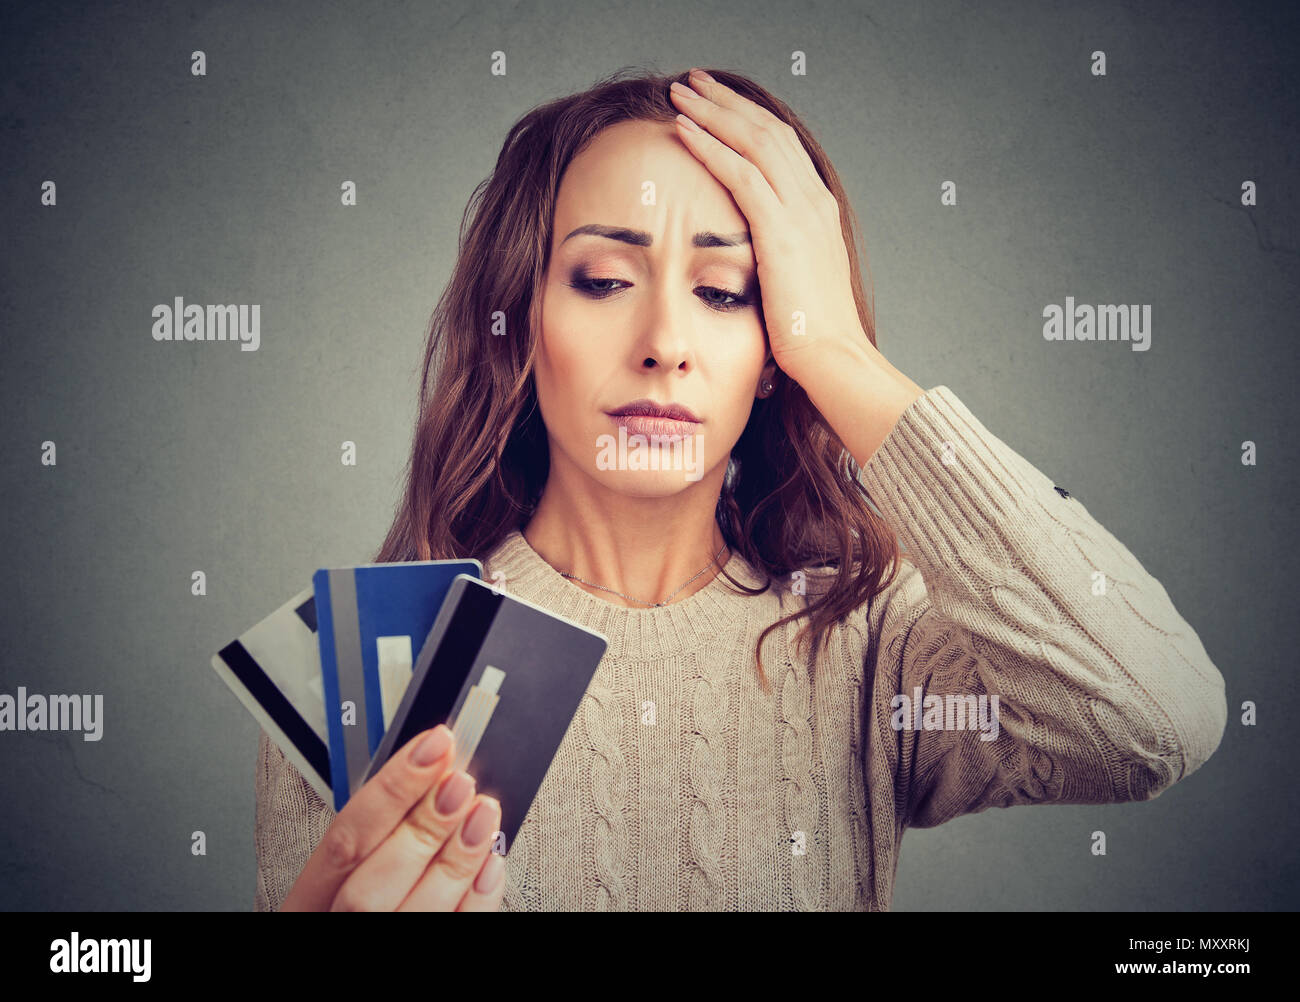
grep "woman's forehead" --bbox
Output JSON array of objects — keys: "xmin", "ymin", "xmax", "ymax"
[{"xmin": 555, "ymin": 123, "xmax": 744, "ymax": 242}]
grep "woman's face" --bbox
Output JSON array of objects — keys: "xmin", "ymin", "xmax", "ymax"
[{"xmin": 532, "ymin": 118, "xmax": 772, "ymax": 499}]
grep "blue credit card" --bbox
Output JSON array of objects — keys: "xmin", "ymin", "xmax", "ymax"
[{"xmin": 313, "ymin": 559, "xmax": 481, "ymax": 811}]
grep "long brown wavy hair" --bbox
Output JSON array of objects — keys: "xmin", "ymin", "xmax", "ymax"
[{"xmin": 371, "ymin": 66, "xmax": 903, "ymax": 694}]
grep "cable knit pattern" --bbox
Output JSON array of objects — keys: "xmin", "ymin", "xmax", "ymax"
[
  {"xmin": 686, "ymin": 649, "xmax": 728, "ymax": 909},
  {"xmin": 585, "ymin": 672, "xmax": 629, "ymax": 910},
  {"xmin": 500, "ymin": 804, "xmax": 538, "ymax": 910},
  {"xmin": 780, "ymin": 643, "xmax": 820, "ymax": 910},
  {"xmin": 251, "ymin": 385, "xmax": 1228, "ymax": 911}
]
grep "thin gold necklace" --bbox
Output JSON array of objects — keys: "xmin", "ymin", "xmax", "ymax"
[{"xmin": 557, "ymin": 541, "xmax": 730, "ymax": 608}]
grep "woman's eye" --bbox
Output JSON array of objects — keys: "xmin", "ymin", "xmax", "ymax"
[
  {"xmin": 568, "ymin": 276, "xmax": 627, "ymax": 297},
  {"xmin": 695, "ymin": 286, "xmax": 750, "ymax": 311},
  {"xmin": 569, "ymin": 273, "xmax": 751, "ymax": 312}
]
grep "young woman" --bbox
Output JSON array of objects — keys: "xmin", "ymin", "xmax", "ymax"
[{"xmin": 255, "ymin": 67, "xmax": 1227, "ymax": 912}]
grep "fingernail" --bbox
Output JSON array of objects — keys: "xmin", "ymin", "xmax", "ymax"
[
  {"xmin": 670, "ymin": 80, "xmax": 700, "ymax": 100},
  {"xmin": 690, "ymin": 68, "xmax": 715, "ymax": 84},
  {"xmin": 435, "ymin": 770, "xmax": 474, "ymax": 816},
  {"xmin": 475, "ymin": 852, "xmax": 506, "ymax": 894},
  {"xmin": 675, "ymin": 114, "xmax": 702, "ymax": 134},
  {"xmin": 461, "ymin": 796, "xmax": 499, "ymax": 847},
  {"xmin": 411, "ymin": 725, "xmax": 451, "ymax": 766}
]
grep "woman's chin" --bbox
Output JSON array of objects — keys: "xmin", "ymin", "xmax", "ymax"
[{"xmin": 595, "ymin": 471, "xmax": 709, "ymax": 497}]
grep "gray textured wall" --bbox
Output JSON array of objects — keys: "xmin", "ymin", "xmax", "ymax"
[{"xmin": 2, "ymin": 0, "xmax": 1295, "ymax": 910}]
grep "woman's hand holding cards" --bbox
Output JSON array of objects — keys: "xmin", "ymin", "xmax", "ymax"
[{"xmin": 281, "ymin": 725, "xmax": 506, "ymax": 911}]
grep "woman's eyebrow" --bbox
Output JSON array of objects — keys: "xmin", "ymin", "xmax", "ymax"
[{"xmin": 560, "ymin": 223, "xmax": 751, "ymax": 248}]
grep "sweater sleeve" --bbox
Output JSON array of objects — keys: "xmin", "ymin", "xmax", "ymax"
[
  {"xmin": 254, "ymin": 729, "xmax": 336, "ymax": 911},
  {"xmin": 858, "ymin": 385, "xmax": 1227, "ymax": 830}
]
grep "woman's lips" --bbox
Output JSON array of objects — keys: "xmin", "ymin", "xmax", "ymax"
[{"xmin": 607, "ymin": 413, "xmax": 701, "ymax": 440}]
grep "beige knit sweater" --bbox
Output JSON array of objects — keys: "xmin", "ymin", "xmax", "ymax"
[{"xmin": 253, "ymin": 385, "xmax": 1227, "ymax": 911}]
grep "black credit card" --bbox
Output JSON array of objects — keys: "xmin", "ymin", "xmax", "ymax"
[{"xmin": 362, "ymin": 574, "xmax": 608, "ymax": 853}]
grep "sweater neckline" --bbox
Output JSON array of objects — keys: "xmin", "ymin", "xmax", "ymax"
[{"xmin": 482, "ymin": 528, "xmax": 771, "ymax": 655}]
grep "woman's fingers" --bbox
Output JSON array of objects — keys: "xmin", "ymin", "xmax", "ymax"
[
  {"xmin": 330, "ymin": 767, "xmax": 479, "ymax": 912},
  {"xmin": 457, "ymin": 847, "xmax": 508, "ymax": 912},
  {"xmin": 670, "ymin": 71, "xmax": 820, "ymax": 207},
  {"xmin": 399, "ymin": 794, "xmax": 503, "ymax": 911},
  {"xmin": 686, "ymin": 69, "xmax": 828, "ymax": 197},
  {"xmin": 671, "ymin": 109, "xmax": 783, "ymax": 235},
  {"xmin": 280, "ymin": 725, "xmax": 455, "ymax": 912}
]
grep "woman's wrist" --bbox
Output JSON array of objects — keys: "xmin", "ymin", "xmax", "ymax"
[{"xmin": 788, "ymin": 336, "xmax": 926, "ymax": 470}]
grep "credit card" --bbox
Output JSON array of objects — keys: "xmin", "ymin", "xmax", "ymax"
[
  {"xmin": 362, "ymin": 574, "xmax": 608, "ymax": 852},
  {"xmin": 211, "ymin": 586, "xmax": 332, "ymax": 803},
  {"xmin": 314, "ymin": 560, "xmax": 482, "ymax": 811}
]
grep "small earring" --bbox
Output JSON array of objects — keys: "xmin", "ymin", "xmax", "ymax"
[{"xmin": 760, "ymin": 379, "xmax": 773, "ymax": 395}]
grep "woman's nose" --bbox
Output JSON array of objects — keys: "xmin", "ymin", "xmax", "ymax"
[{"xmin": 635, "ymin": 283, "xmax": 697, "ymax": 372}]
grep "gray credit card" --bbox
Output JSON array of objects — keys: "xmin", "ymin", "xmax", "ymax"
[{"xmin": 362, "ymin": 574, "xmax": 608, "ymax": 853}]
